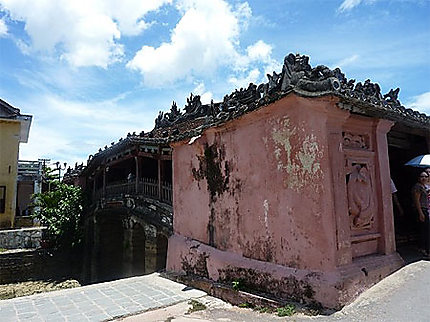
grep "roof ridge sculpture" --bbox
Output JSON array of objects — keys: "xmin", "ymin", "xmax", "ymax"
[
  {"xmin": 152, "ymin": 53, "xmax": 429, "ymax": 137},
  {"xmin": 81, "ymin": 52, "xmax": 429, "ymax": 174}
]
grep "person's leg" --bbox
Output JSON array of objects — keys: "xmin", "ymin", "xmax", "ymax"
[
  {"xmin": 419, "ymin": 216, "xmax": 427, "ymax": 255},
  {"xmin": 424, "ymin": 209, "xmax": 430, "ymax": 255}
]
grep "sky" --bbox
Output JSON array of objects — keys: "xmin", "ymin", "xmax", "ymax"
[{"xmin": 0, "ymin": 0, "xmax": 429, "ymax": 167}]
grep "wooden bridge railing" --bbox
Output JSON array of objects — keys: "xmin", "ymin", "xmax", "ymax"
[{"xmin": 94, "ymin": 177, "xmax": 172, "ymax": 205}]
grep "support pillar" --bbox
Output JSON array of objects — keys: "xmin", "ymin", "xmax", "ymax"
[
  {"xmin": 102, "ymin": 167, "xmax": 106, "ymax": 197},
  {"xmin": 326, "ymin": 107, "xmax": 351, "ymax": 266},
  {"xmin": 157, "ymin": 156, "xmax": 162, "ymax": 200},
  {"xmin": 135, "ymin": 156, "xmax": 139, "ymax": 193},
  {"xmin": 122, "ymin": 216, "xmax": 135, "ymax": 277},
  {"xmin": 90, "ymin": 215, "xmax": 99, "ymax": 283},
  {"xmin": 426, "ymin": 130, "xmax": 430, "ymax": 152},
  {"xmin": 92, "ymin": 176, "xmax": 96, "ymax": 201},
  {"xmin": 144, "ymin": 225, "xmax": 158, "ymax": 274},
  {"xmin": 373, "ymin": 119, "xmax": 396, "ymax": 254}
]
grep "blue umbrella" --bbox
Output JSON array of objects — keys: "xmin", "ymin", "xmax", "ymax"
[{"xmin": 405, "ymin": 154, "xmax": 430, "ymax": 168}]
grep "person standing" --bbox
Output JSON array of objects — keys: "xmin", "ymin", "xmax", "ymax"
[
  {"xmin": 412, "ymin": 171, "xmax": 430, "ymax": 256},
  {"xmin": 391, "ymin": 178, "xmax": 404, "ymax": 216},
  {"xmin": 425, "ymin": 168, "xmax": 430, "ymax": 209}
]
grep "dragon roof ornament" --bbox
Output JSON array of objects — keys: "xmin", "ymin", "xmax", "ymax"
[
  {"xmin": 81, "ymin": 53, "xmax": 428, "ymax": 175},
  {"xmin": 152, "ymin": 53, "xmax": 429, "ymax": 136}
]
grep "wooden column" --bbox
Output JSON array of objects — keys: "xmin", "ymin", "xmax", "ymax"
[
  {"xmin": 90, "ymin": 215, "xmax": 99, "ymax": 283},
  {"xmin": 426, "ymin": 130, "xmax": 430, "ymax": 152},
  {"xmin": 135, "ymin": 156, "xmax": 139, "ymax": 193},
  {"xmin": 102, "ymin": 167, "xmax": 106, "ymax": 197},
  {"xmin": 92, "ymin": 175, "xmax": 96, "ymax": 200},
  {"xmin": 157, "ymin": 151, "xmax": 162, "ymax": 200}
]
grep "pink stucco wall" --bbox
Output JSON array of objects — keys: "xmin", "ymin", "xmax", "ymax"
[
  {"xmin": 173, "ymin": 95, "xmax": 339, "ymax": 271},
  {"xmin": 167, "ymin": 93, "xmax": 403, "ymax": 308}
]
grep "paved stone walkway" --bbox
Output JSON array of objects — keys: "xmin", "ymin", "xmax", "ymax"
[
  {"xmin": 0, "ymin": 273, "xmax": 206, "ymax": 322},
  {"xmin": 2, "ymin": 261, "xmax": 430, "ymax": 321}
]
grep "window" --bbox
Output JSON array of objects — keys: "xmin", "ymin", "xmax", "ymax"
[{"xmin": 0, "ymin": 186, "xmax": 5, "ymax": 213}]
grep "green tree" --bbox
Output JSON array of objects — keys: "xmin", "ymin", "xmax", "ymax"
[{"xmin": 32, "ymin": 183, "xmax": 84, "ymax": 249}]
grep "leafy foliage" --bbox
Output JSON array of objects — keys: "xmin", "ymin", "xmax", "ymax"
[
  {"xmin": 277, "ymin": 304, "xmax": 296, "ymax": 317},
  {"xmin": 187, "ymin": 300, "xmax": 207, "ymax": 314},
  {"xmin": 32, "ymin": 183, "xmax": 84, "ymax": 249}
]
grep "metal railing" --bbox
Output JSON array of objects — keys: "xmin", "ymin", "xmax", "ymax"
[{"xmin": 94, "ymin": 177, "xmax": 172, "ymax": 205}]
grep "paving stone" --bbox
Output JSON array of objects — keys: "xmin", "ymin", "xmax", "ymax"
[
  {"xmin": 158, "ymin": 297, "xmax": 178, "ymax": 305},
  {"xmin": 17, "ymin": 311, "xmax": 39, "ymax": 319},
  {"xmin": 21, "ymin": 317, "xmax": 44, "ymax": 322},
  {"xmin": 120, "ymin": 302, "xmax": 143, "ymax": 311},
  {"xmin": 103, "ymin": 307, "xmax": 128, "ymax": 317},
  {"xmin": 43, "ymin": 312, "xmax": 66, "ymax": 322},
  {"xmin": 0, "ymin": 306, "xmax": 16, "ymax": 314},
  {"xmin": 64, "ymin": 313, "xmax": 91, "ymax": 322},
  {"xmin": 1, "ymin": 312, "xmax": 18, "ymax": 322},
  {"xmin": 84, "ymin": 311, "xmax": 111, "ymax": 320},
  {"xmin": 36, "ymin": 306, "xmax": 61, "ymax": 314}
]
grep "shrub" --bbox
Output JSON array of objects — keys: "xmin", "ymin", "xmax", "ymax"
[
  {"xmin": 32, "ymin": 183, "xmax": 83, "ymax": 249},
  {"xmin": 277, "ymin": 304, "xmax": 296, "ymax": 317}
]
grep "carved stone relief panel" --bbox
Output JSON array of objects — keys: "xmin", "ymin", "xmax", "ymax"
[
  {"xmin": 346, "ymin": 161, "xmax": 375, "ymax": 231},
  {"xmin": 342, "ymin": 132, "xmax": 369, "ymax": 150},
  {"xmin": 122, "ymin": 216, "xmax": 137, "ymax": 230}
]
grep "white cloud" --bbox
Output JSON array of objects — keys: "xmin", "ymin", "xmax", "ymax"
[
  {"xmin": 338, "ymin": 0, "xmax": 363, "ymax": 12},
  {"xmin": 247, "ymin": 40, "xmax": 272, "ymax": 62},
  {"xmin": 228, "ymin": 68, "xmax": 260, "ymax": 89},
  {"xmin": 104, "ymin": 0, "xmax": 172, "ymax": 36},
  {"xmin": 0, "ymin": 17, "xmax": 7, "ymax": 36},
  {"xmin": 333, "ymin": 54, "xmax": 360, "ymax": 68},
  {"xmin": 338, "ymin": 0, "xmax": 377, "ymax": 13},
  {"xmin": 407, "ymin": 91, "xmax": 430, "ymax": 115},
  {"xmin": 127, "ymin": 0, "xmax": 272, "ymax": 87},
  {"xmin": 192, "ymin": 82, "xmax": 213, "ymax": 104},
  {"xmin": 2, "ymin": 0, "xmax": 275, "ymax": 86},
  {"xmin": 0, "ymin": 0, "xmax": 170, "ymax": 67},
  {"xmin": 18, "ymin": 93, "xmax": 156, "ymax": 166},
  {"xmin": 127, "ymin": 0, "xmax": 245, "ymax": 85}
]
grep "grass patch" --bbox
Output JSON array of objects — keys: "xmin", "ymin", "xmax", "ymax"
[
  {"xmin": 187, "ymin": 300, "xmax": 207, "ymax": 314},
  {"xmin": 254, "ymin": 305, "xmax": 275, "ymax": 314},
  {"xmin": 0, "ymin": 280, "xmax": 81, "ymax": 300},
  {"xmin": 277, "ymin": 304, "xmax": 296, "ymax": 317},
  {"xmin": 0, "ymin": 248, "xmax": 8, "ymax": 253}
]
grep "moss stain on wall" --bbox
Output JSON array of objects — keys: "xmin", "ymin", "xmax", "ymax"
[{"xmin": 271, "ymin": 117, "xmax": 323, "ymax": 192}]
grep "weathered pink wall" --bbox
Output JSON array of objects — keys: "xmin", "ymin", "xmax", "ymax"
[
  {"xmin": 172, "ymin": 95, "xmax": 341, "ymax": 271},
  {"xmin": 168, "ymin": 93, "xmax": 403, "ymax": 308}
]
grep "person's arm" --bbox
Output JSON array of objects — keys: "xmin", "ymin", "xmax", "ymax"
[
  {"xmin": 392, "ymin": 193, "xmax": 404, "ymax": 216},
  {"xmin": 413, "ymin": 189, "xmax": 425, "ymax": 222}
]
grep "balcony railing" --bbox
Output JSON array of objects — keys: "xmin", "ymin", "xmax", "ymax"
[{"xmin": 94, "ymin": 177, "xmax": 172, "ymax": 205}]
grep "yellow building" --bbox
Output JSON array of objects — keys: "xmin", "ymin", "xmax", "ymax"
[{"xmin": 0, "ymin": 99, "xmax": 32, "ymax": 228}]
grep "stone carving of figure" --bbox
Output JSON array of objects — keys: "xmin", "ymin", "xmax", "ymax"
[
  {"xmin": 347, "ymin": 164, "xmax": 374, "ymax": 229},
  {"xmin": 343, "ymin": 132, "xmax": 368, "ymax": 149}
]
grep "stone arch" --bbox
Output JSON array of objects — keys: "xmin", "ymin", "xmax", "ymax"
[
  {"xmin": 97, "ymin": 214, "xmax": 124, "ymax": 282},
  {"xmin": 131, "ymin": 222, "xmax": 146, "ymax": 275},
  {"xmin": 156, "ymin": 232, "xmax": 169, "ymax": 271}
]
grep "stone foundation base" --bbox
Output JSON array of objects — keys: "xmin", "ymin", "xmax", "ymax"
[
  {"xmin": 0, "ymin": 227, "xmax": 46, "ymax": 249},
  {"xmin": 167, "ymin": 234, "xmax": 404, "ymax": 309}
]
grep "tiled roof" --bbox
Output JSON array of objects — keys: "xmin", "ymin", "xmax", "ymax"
[
  {"xmin": 150, "ymin": 53, "xmax": 429, "ymax": 143},
  {"xmin": 80, "ymin": 53, "xmax": 429, "ymax": 177},
  {"xmin": 0, "ymin": 98, "xmax": 21, "ymax": 118}
]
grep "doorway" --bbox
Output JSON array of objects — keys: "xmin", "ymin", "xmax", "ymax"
[{"xmin": 388, "ymin": 126, "xmax": 429, "ymax": 262}]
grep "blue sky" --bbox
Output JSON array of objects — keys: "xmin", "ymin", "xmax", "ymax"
[{"xmin": 0, "ymin": 0, "xmax": 429, "ymax": 167}]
